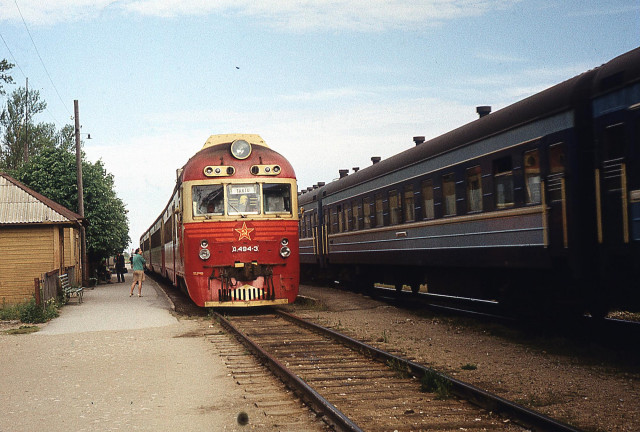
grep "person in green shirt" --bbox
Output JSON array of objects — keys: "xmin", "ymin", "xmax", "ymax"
[{"xmin": 130, "ymin": 248, "xmax": 146, "ymax": 297}]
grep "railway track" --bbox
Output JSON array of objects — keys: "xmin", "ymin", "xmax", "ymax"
[{"xmin": 214, "ymin": 309, "xmax": 580, "ymax": 432}]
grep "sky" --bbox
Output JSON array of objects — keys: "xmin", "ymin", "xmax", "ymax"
[{"xmin": 0, "ymin": 0, "xmax": 638, "ymax": 251}]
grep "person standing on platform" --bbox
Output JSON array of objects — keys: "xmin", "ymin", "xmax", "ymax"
[
  {"xmin": 115, "ymin": 252, "xmax": 126, "ymax": 283},
  {"xmin": 130, "ymin": 248, "xmax": 146, "ymax": 297}
]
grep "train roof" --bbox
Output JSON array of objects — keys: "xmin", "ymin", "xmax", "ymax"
[{"xmin": 302, "ymin": 48, "xmax": 640, "ymax": 202}]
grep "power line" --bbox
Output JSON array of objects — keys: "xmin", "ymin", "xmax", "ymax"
[{"xmin": 13, "ymin": 0, "xmax": 72, "ymax": 119}]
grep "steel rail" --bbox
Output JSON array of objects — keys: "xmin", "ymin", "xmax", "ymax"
[
  {"xmin": 214, "ymin": 312, "xmax": 363, "ymax": 432},
  {"xmin": 276, "ymin": 309, "xmax": 582, "ymax": 432}
]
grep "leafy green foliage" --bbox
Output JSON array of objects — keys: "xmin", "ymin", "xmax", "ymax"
[
  {"xmin": 16, "ymin": 146, "xmax": 131, "ymax": 262},
  {"xmin": 0, "ymin": 59, "xmax": 14, "ymax": 96}
]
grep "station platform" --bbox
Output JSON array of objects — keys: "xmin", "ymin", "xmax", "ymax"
[{"xmin": 0, "ymin": 272, "xmax": 254, "ymax": 431}]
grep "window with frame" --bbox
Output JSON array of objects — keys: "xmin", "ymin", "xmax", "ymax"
[
  {"xmin": 227, "ymin": 184, "xmax": 260, "ymax": 215},
  {"xmin": 442, "ymin": 173, "xmax": 456, "ymax": 216},
  {"xmin": 389, "ymin": 189, "xmax": 401, "ymax": 225},
  {"xmin": 403, "ymin": 185, "xmax": 415, "ymax": 222},
  {"xmin": 193, "ymin": 184, "xmax": 224, "ymax": 216},
  {"xmin": 493, "ymin": 157, "xmax": 514, "ymax": 208},
  {"xmin": 363, "ymin": 196, "xmax": 372, "ymax": 229},
  {"xmin": 330, "ymin": 207, "xmax": 338, "ymax": 234},
  {"xmin": 547, "ymin": 143, "xmax": 566, "ymax": 202},
  {"xmin": 263, "ymin": 183, "xmax": 292, "ymax": 214},
  {"xmin": 344, "ymin": 203, "xmax": 352, "ymax": 231},
  {"xmin": 524, "ymin": 150, "xmax": 541, "ymax": 204},
  {"xmin": 421, "ymin": 179, "xmax": 434, "ymax": 219},
  {"xmin": 466, "ymin": 166, "xmax": 482, "ymax": 213},
  {"xmin": 374, "ymin": 192, "xmax": 384, "ymax": 227},
  {"xmin": 337, "ymin": 204, "xmax": 344, "ymax": 232},
  {"xmin": 352, "ymin": 201, "xmax": 361, "ymax": 230}
]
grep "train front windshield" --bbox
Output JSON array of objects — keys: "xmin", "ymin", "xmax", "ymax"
[{"xmin": 193, "ymin": 183, "xmax": 292, "ymax": 217}]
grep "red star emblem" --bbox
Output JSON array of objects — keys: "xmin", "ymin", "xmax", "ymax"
[{"xmin": 234, "ymin": 222, "xmax": 254, "ymax": 241}]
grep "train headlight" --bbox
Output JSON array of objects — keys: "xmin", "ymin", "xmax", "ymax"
[
  {"xmin": 230, "ymin": 139, "xmax": 252, "ymax": 160},
  {"xmin": 199, "ymin": 248, "xmax": 211, "ymax": 260},
  {"xmin": 279, "ymin": 245, "xmax": 291, "ymax": 258},
  {"xmin": 280, "ymin": 238, "xmax": 289, "ymax": 246},
  {"xmin": 200, "ymin": 239, "xmax": 209, "ymax": 248}
]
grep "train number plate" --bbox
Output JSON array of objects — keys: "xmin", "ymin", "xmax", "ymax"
[{"xmin": 232, "ymin": 245, "xmax": 259, "ymax": 253}]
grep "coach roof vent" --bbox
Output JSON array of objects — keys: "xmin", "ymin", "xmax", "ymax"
[
  {"xmin": 339, "ymin": 169, "xmax": 349, "ymax": 178},
  {"xmin": 371, "ymin": 156, "xmax": 381, "ymax": 165},
  {"xmin": 476, "ymin": 106, "xmax": 491, "ymax": 118},
  {"xmin": 413, "ymin": 136, "xmax": 425, "ymax": 145},
  {"xmin": 318, "ymin": 182, "xmax": 325, "ymax": 187},
  {"xmin": 352, "ymin": 167, "xmax": 359, "ymax": 172}
]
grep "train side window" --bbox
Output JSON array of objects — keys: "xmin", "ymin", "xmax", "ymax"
[
  {"xmin": 337, "ymin": 204, "xmax": 344, "ymax": 232},
  {"xmin": 330, "ymin": 207, "xmax": 338, "ymax": 234},
  {"xmin": 493, "ymin": 157, "xmax": 514, "ymax": 208},
  {"xmin": 374, "ymin": 192, "xmax": 384, "ymax": 227},
  {"xmin": 403, "ymin": 185, "xmax": 415, "ymax": 222},
  {"xmin": 442, "ymin": 173, "xmax": 456, "ymax": 216},
  {"xmin": 263, "ymin": 183, "xmax": 292, "ymax": 214},
  {"xmin": 193, "ymin": 184, "xmax": 224, "ymax": 216},
  {"xmin": 466, "ymin": 166, "xmax": 482, "ymax": 213},
  {"xmin": 421, "ymin": 179, "xmax": 434, "ymax": 220},
  {"xmin": 344, "ymin": 202, "xmax": 352, "ymax": 231},
  {"xmin": 363, "ymin": 196, "xmax": 372, "ymax": 229},
  {"xmin": 352, "ymin": 201, "xmax": 361, "ymax": 230},
  {"xmin": 603, "ymin": 123, "xmax": 625, "ymax": 161},
  {"xmin": 524, "ymin": 150, "xmax": 541, "ymax": 204},
  {"xmin": 389, "ymin": 189, "xmax": 401, "ymax": 225},
  {"xmin": 548, "ymin": 143, "xmax": 566, "ymax": 202}
]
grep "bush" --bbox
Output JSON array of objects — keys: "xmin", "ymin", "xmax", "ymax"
[{"xmin": 18, "ymin": 298, "xmax": 59, "ymax": 324}]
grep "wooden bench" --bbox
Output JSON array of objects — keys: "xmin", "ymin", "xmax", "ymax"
[{"xmin": 59, "ymin": 273, "xmax": 83, "ymax": 304}]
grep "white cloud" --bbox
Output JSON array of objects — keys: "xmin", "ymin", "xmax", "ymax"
[{"xmin": 1, "ymin": 0, "xmax": 522, "ymax": 31}]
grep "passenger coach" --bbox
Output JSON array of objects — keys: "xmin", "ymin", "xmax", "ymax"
[
  {"xmin": 142, "ymin": 134, "xmax": 299, "ymax": 307},
  {"xmin": 299, "ymin": 48, "xmax": 640, "ymax": 316}
]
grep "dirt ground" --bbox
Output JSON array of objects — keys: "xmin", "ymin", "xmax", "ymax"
[{"xmin": 285, "ymin": 285, "xmax": 640, "ymax": 432}]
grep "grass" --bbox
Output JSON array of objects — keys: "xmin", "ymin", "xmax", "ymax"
[
  {"xmin": 1, "ymin": 298, "xmax": 60, "ymax": 324},
  {"xmin": 461, "ymin": 363, "xmax": 477, "ymax": 371},
  {"xmin": 3, "ymin": 325, "xmax": 39, "ymax": 335},
  {"xmin": 420, "ymin": 369, "xmax": 452, "ymax": 399}
]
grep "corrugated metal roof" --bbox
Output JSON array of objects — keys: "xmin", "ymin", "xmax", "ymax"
[{"xmin": 0, "ymin": 174, "xmax": 82, "ymax": 225}]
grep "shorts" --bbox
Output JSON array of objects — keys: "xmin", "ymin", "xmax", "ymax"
[{"xmin": 133, "ymin": 270, "xmax": 145, "ymax": 283}]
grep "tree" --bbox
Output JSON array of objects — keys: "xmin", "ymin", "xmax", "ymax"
[
  {"xmin": 0, "ymin": 86, "xmax": 55, "ymax": 173},
  {"xmin": 16, "ymin": 145, "xmax": 131, "ymax": 263},
  {"xmin": 0, "ymin": 59, "xmax": 14, "ymax": 96}
]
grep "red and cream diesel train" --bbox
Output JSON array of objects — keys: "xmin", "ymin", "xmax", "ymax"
[{"xmin": 140, "ymin": 134, "xmax": 299, "ymax": 307}]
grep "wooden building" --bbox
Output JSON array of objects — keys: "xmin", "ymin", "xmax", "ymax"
[{"xmin": 0, "ymin": 173, "xmax": 84, "ymax": 305}]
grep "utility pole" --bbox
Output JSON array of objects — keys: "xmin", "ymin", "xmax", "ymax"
[
  {"xmin": 24, "ymin": 77, "xmax": 28, "ymax": 163},
  {"xmin": 74, "ymin": 100, "xmax": 88, "ymax": 286}
]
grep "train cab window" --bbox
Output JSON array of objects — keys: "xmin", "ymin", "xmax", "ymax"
[
  {"xmin": 389, "ymin": 189, "xmax": 401, "ymax": 225},
  {"xmin": 466, "ymin": 166, "xmax": 482, "ymax": 213},
  {"xmin": 263, "ymin": 183, "xmax": 292, "ymax": 214},
  {"xmin": 193, "ymin": 184, "xmax": 224, "ymax": 216},
  {"xmin": 227, "ymin": 184, "xmax": 260, "ymax": 215},
  {"xmin": 352, "ymin": 201, "xmax": 361, "ymax": 230},
  {"xmin": 363, "ymin": 196, "xmax": 372, "ymax": 229},
  {"xmin": 442, "ymin": 173, "xmax": 456, "ymax": 216},
  {"xmin": 493, "ymin": 157, "xmax": 514, "ymax": 208},
  {"xmin": 524, "ymin": 150, "xmax": 541, "ymax": 204},
  {"xmin": 421, "ymin": 179, "xmax": 434, "ymax": 220},
  {"xmin": 403, "ymin": 185, "xmax": 415, "ymax": 222},
  {"xmin": 374, "ymin": 192, "xmax": 384, "ymax": 227}
]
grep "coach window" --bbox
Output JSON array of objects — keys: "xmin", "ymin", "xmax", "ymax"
[
  {"xmin": 524, "ymin": 150, "xmax": 541, "ymax": 204},
  {"xmin": 466, "ymin": 166, "xmax": 482, "ymax": 213},
  {"xmin": 442, "ymin": 173, "xmax": 456, "ymax": 216},
  {"xmin": 352, "ymin": 201, "xmax": 361, "ymax": 230},
  {"xmin": 227, "ymin": 184, "xmax": 260, "ymax": 215},
  {"xmin": 421, "ymin": 179, "xmax": 434, "ymax": 219},
  {"xmin": 548, "ymin": 143, "xmax": 566, "ymax": 202},
  {"xmin": 389, "ymin": 189, "xmax": 401, "ymax": 225},
  {"xmin": 344, "ymin": 202, "xmax": 352, "ymax": 231},
  {"xmin": 263, "ymin": 183, "xmax": 292, "ymax": 214},
  {"xmin": 374, "ymin": 193, "xmax": 384, "ymax": 227},
  {"xmin": 363, "ymin": 196, "xmax": 372, "ymax": 229},
  {"xmin": 493, "ymin": 157, "xmax": 514, "ymax": 208},
  {"xmin": 337, "ymin": 204, "xmax": 344, "ymax": 232},
  {"xmin": 330, "ymin": 207, "xmax": 338, "ymax": 234},
  {"xmin": 193, "ymin": 184, "xmax": 224, "ymax": 216},
  {"xmin": 403, "ymin": 185, "xmax": 415, "ymax": 222}
]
